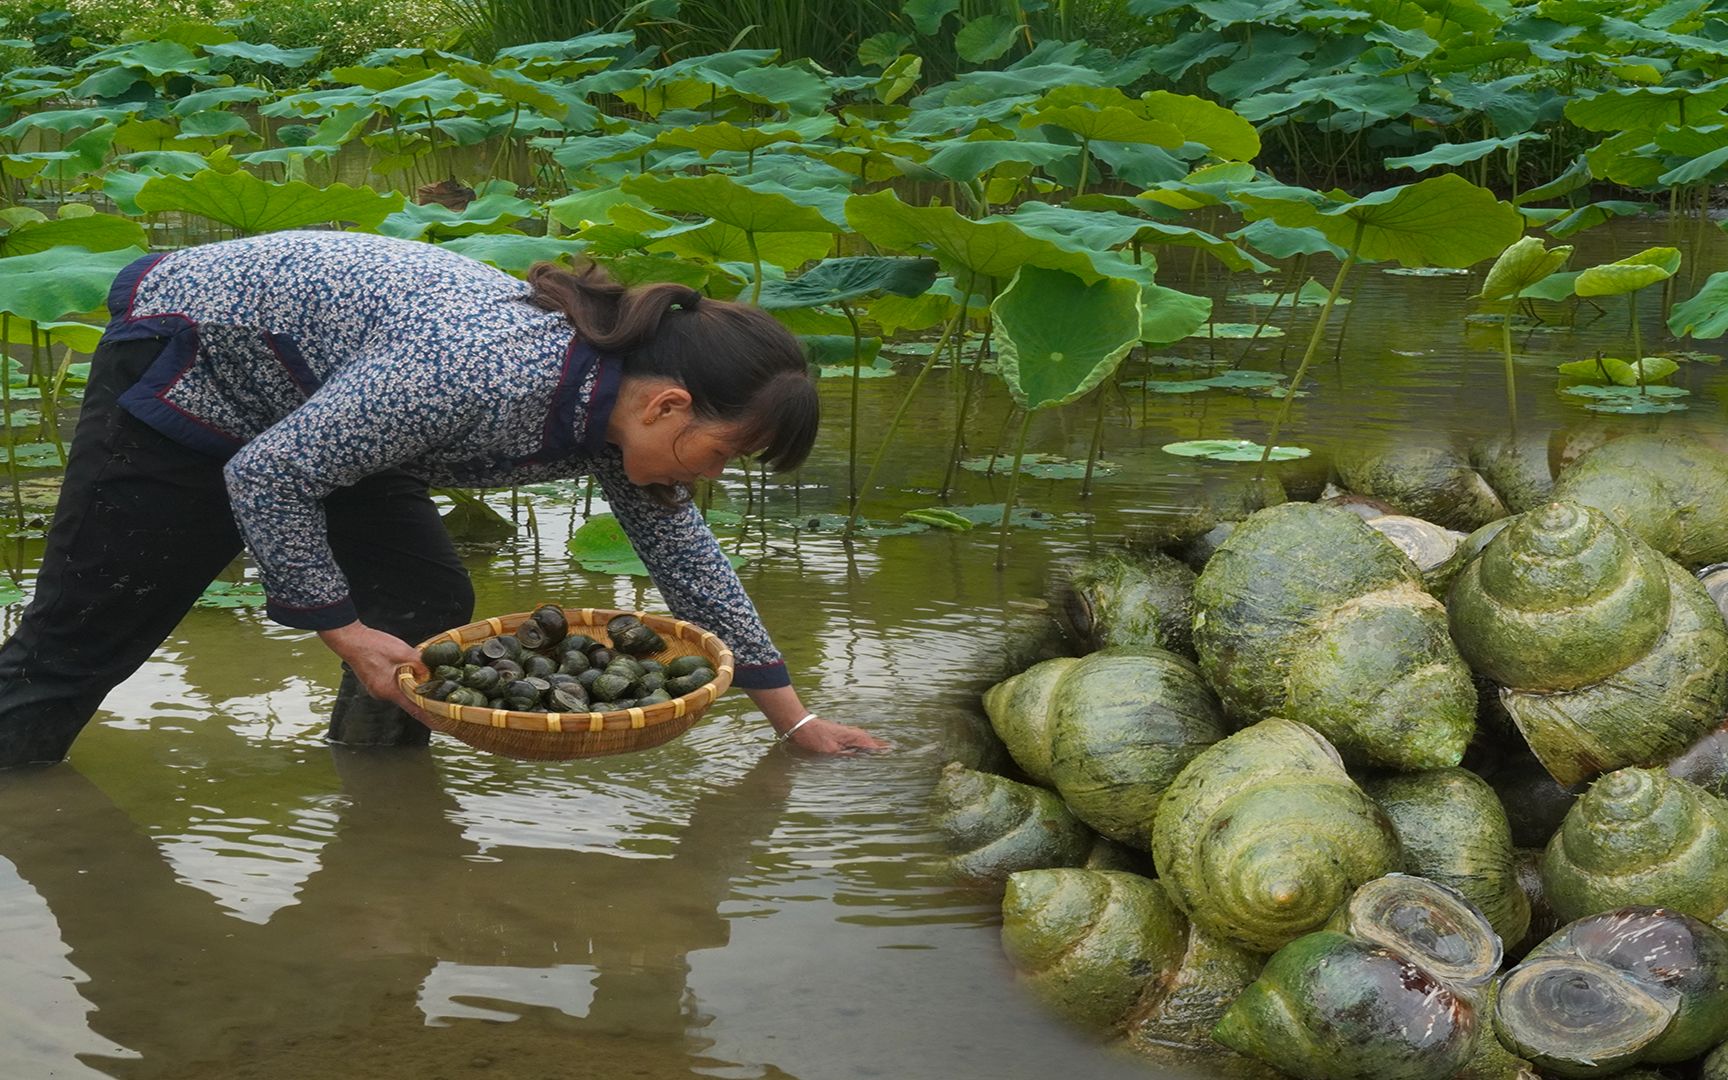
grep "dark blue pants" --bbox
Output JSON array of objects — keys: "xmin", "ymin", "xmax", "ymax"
[{"xmin": 0, "ymin": 337, "xmax": 475, "ymax": 767}]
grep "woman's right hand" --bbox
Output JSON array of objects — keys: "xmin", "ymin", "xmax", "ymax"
[{"xmin": 318, "ymin": 620, "xmax": 425, "ymax": 707}]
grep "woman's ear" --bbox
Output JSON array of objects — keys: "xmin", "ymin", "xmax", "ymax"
[{"xmin": 640, "ymin": 384, "xmax": 694, "ymax": 425}]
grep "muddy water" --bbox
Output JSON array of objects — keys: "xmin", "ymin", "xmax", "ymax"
[{"xmin": 0, "ymin": 219, "xmax": 1724, "ymax": 1079}]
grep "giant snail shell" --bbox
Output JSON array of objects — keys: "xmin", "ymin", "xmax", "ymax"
[
  {"xmin": 1494, "ymin": 907, "xmax": 1728, "ymax": 1076},
  {"xmin": 1193, "ymin": 502, "xmax": 1478, "ymax": 769},
  {"xmin": 1216, "ymin": 875, "xmax": 1516, "ymax": 1080},
  {"xmin": 1000, "ymin": 868, "xmax": 1189, "ymax": 1031},
  {"xmin": 1705, "ymin": 1039, "xmax": 1728, "ymax": 1080},
  {"xmin": 1151, "ymin": 718, "xmax": 1403, "ymax": 953},
  {"xmin": 1471, "ymin": 429, "xmax": 1557, "ymax": 516},
  {"xmin": 1361, "ymin": 514, "xmax": 1469, "ymax": 598},
  {"xmin": 1669, "ymin": 718, "xmax": 1728, "ymax": 800},
  {"xmin": 1057, "ymin": 548, "xmax": 1196, "ymax": 657},
  {"xmin": 986, "ymin": 648, "xmax": 1228, "ymax": 850},
  {"xmin": 931, "ymin": 763, "xmax": 1093, "ymax": 882},
  {"xmin": 998, "ymin": 868, "xmax": 1263, "ymax": 1051},
  {"xmin": 1539, "ymin": 767, "xmax": 1728, "ymax": 928},
  {"xmin": 1364, "ymin": 769, "xmax": 1531, "ymax": 946},
  {"xmin": 1332, "ymin": 440, "xmax": 1511, "ymax": 532},
  {"xmin": 982, "ymin": 656, "xmax": 1077, "ymax": 786},
  {"xmin": 1550, "ymin": 434, "xmax": 1728, "ymax": 570},
  {"xmin": 1044, "ymin": 648, "xmax": 1228, "ymax": 849},
  {"xmin": 1447, "ymin": 501, "xmax": 1728, "ymax": 787}
]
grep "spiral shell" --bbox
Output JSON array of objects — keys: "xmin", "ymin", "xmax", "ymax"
[
  {"xmin": 1151, "ymin": 719, "xmax": 1402, "ymax": 953},
  {"xmin": 1449, "ymin": 502, "xmax": 1728, "ymax": 786},
  {"xmin": 1000, "ymin": 868, "xmax": 1187, "ymax": 1031},
  {"xmin": 1284, "ymin": 585, "xmax": 1478, "ymax": 769},
  {"xmin": 1540, "ymin": 767, "xmax": 1728, "ymax": 925},
  {"xmin": 1551, "ymin": 434, "xmax": 1728, "ymax": 569},
  {"xmin": 1334, "ymin": 440, "xmax": 1510, "ymax": 532},
  {"xmin": 1365, "ymin": 770, "xmax": 1531, "ymax": 947},
  {"xmin": 982, "ymin": 656, "xmax": 1077, "ymax": 786},
  {"xmin": 931, "ymin": 763, "xmax": 1092, "ymax": 882},
  {"xmin": 1046, "ymin": 648, "xmax": 1227, "ymax": 849},
  {"xmin": 1327, "ymin": 874, "xmax": 1503, "ymax": 992},
  {"xmin": 1214, "ymin": 930, "xmax": 1480, "ymax": 1080},
  {"xmin": 1059, "ymin": 549, "xmax": 1196, "ymax": 656},
  {"xmin": 1496, "ymin": 907, "xmax": 1728, "ymax": 1074},
  {"xmin": 1364, "ymin": 514, "xmax": 1468, "ymax": 597}
]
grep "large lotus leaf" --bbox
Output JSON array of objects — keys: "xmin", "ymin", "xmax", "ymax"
[
  {"xmin": 1237, "ymin": 174, "xmax": 1522, "ymax": 268},
  {"xmin": 994, "ymin": 266, "xmax": 1142, "ymax": 410},
  {"xmin": 0, "ymin": 246, "xmax": 147, "ymax": 322},
  {"xmin": 1521, "ymin": 270, "xmax": 1581, "ymax": 303},
  {"xmin": 1565, "ymin": 83, "xmax": 1728, "ymax": 133},
  {"xmin": 722, "ymin": 65, "xmax": 831, "ymax": 114},
  {"xmin": 443, "ymin": 61, "xmax": 596, "ymax": 130},
  {"xmin": 117, "ymin": 150, "xmax": 216, "ymax": 176},
  {"xmin": 369, "ymin": 74, "xmax": 482, "ymax": 115},
  {"xmin": 178, "ymin": 111, "xmax": 253, "ymax": 140},
  {"xmin": 756, "ymin": 256, "xmax": 938, "ymax": 311},
  {"xmin": 1575, "ymin": 247, "xmax": 1681, "ymax": 297},
  {"xmin": 1235, "ymin": 73, "xmax": 1419, "ymax": 123},
  {"xmin": 1670, "ymin": 272, "xmax": 1728, "ymax": 340},
  {"xmin": 1140, "ymin": 282, "xmax": 1213, "ymax": 346},
  {"xmin": 1478, "ymin": 237, "xmax": 1574, "ymax": 300},
  {"xmin": 1, "ymin": 317, "xmax": 102, "ymax": 353},
  {"xmin": 956, "ymin": 14, "xmax": 1019, "ymax": 63},
  {"xmin": 730, "ymin": 165, "xmax": 852, "ymax": 229},
  {"xmin": 495, "ymin": 30, "xmax": 634, "ymax": 62},
  {"xmin": 134, "ymin": 171, "xmax": 402, "ymax": 235},
  {"xmin": 1659, "ymin": 145, "xmax": 1728, "ymax": 187},
  {"xmin": 437, "ymin": 234, "xmax": 588, "ymax": 274},
  {"xmin": 546, "ymin": 187, "xmax": 644, "ymax": 230},
  {"xmin": 646, "ymin": 222, "xmax": 833, "ymax": 270},
  {"xmin": 377, "ymin": 191, "xmax": 538, "ymax": 240},
  {"xmin": 204, "ymin": 42, "xmax": 322, "ymax": 67},
  {"xmin": 1586, "ymin": 129, "xmax": 1668, "ymax": 189},
  {"xmin": 921, "ymin": 139, "xmax": 1080, "ymax": 182},
  {"xmin": 545, "ymin": 131, "xmax": 658, "ymax": 174},
  {"xmin": 169, "ymin": 85, "xmax": 273, "ymax": 116},
  {"xmin": 907, "ymin": 0, "xmax": 960, "ymax": 33},
  {"xmin": 1541, "ymin": 200, "xmax": 1648, "ymax": 240},
  {"xmin": 655, "ymin": 120, "xmax": 815, "ymax": 157},
  {"xmin": 1140, "ymin": 90, "xmax": 1260, "ymax": 161},
  {"xmin": 620, "ymin": 174, "xmax": 833, "ymax": 234},
  {"xmin": 1229, "ymin": 219, "xmax": 1348, "ymax": 260},
  {"xmin": 0, "ymin": 106, "xmax": 140, "ymax": 141},
  {"xmin": 1009, "ymin": 201, "xmax": 1263, "ymax": 272},
  {"xmin": 569, "ymin": 512, "xmax": 745, "ymax": 576},
  {"xmin": 76, "ymin": 40, "xmax": 208, "ymax": 77},
  {"xmin": 1022, "ymin": 104, "xmax": 1182, "ymax": 147},
  {"xmin": 1387, "ymin": 133, "xmax": 1546, "ymax": 172},
  {"xmin": 845, "ymin": 190, "xmax": 1109, "ymax": 283},
  {"xmin": 0, "ymin": 213, "xmax": 147, "ymax": 258}
]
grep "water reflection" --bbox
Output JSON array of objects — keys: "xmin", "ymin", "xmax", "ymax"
[{"xmin": 0, "ymin": 747, "xmax": 807, "ymax": 1079}]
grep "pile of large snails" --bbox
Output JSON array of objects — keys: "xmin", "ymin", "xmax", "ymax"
[
  {"xmin": 939, "ymin": 430, "xmax": 1728, "ymax": 1080},
  {"xmin": 414, "ymin": 606, "xmax": 716, "ymax": 714}
]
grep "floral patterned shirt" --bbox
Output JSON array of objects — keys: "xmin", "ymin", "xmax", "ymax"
[{"xmin": 101, "ymin": 231, "xmax": 787, "ymax": 689}]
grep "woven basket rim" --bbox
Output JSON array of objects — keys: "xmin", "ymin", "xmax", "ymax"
[{"xmin": 395, "ymin": 607, "xmax": 735, "ymax": 739}]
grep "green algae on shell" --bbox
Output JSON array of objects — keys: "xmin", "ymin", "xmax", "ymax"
[
  {"xmin": 1001, "ymin": 868, "xmax": 1188, "ymax": 1031},
  {"xmin": 1551, "ymin": 434, "xmax": 1728, "ymax": 569},
  {"xmin": 982, "ymin": 656, "xmax": 1079, "ymax": 787},
  {"xmin": 931, "ymin": 762, "xmax": 1092, "ymax": 882},
  {"xmin": 1059, "ymin": 548, "xmax": 1196, "ymax": 656},
  {"xmin": 1334, "ymin": 441, "xmax": 1510, "ymax": 532},
  {"xmin": 1365, "ymin": 770, "xmax": 1531, "ymax": 947},
  {"xmin": 1046, "ymin": 647, "xmax": 1228, "ymax": 849}
]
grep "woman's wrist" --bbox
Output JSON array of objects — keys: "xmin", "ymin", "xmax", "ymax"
[{"xmin": 744, "ymin": 685, "xmax": 815, "ymax": 735}]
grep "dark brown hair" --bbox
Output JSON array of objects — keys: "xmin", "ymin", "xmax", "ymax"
[{"xmin": 525, "ymin": 261, "xmax": 819, "ymax": 478}]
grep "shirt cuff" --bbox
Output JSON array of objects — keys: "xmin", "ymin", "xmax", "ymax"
[
  {"xmin": 731, "ymin": 661, "xmax": 790, "ymax": 691},
  {"xmin": 267, "ymin": 595, "xmax": 360, "ymax": 631}
]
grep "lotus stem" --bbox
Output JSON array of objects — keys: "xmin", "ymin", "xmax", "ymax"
[
  {"xmin": 747, "ymin": 231, "xmax": 763, "ymax": 304},
  {"xmin": 1630, "ymin": 285, "xmax": 1643, "ymax": 373},
  {"xmin": 1256, "ymin": 218, "xmax": 1364, "ymax": 477},
  {"xmin": 843, "ymin": 301, "xmax": 862, "ymax": 514},
  {"xmin": 1502, "ymin": 288, "xmax": 1520, "ymax": 435},
  {"xmin": 0, "ymin": 314, "xmax": 17, "ymax": 522},
  {"xmin": 1081, "ymin": 384, "xmax": 1108, "ymax": 498},
  {"xmin": 1075, "ymin": 136, "xmax": 1090, "ymax": 197},
  {"xmin": 995, "ymin": 410, "xmax": 1035, "ymax": 571},
  {"xmin": 940, "ymin": 294, "xmax": 994, "ymax": 498},
  {"xmin": 843, "ymin": 294, "xmax": 965, "ymax": 538}
]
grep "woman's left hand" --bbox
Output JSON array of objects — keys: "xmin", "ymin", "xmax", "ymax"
[{"xmin": 787, "ymin": 716, "xmax": 890, "ymax": 754}]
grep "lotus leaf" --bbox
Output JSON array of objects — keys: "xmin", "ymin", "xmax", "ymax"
[
  {"xmin": 1163, "ymin": 439, "xmax": 1310, "ymax": 462},
  {"xmin": 1386, "ymin": 132, "xmax": 1546, "ymax": 172},
  {"xmin": 993, "ymin": 266, "xmax": 1143, "ymax": 410},
  {"xmin": 437, "ymin": 234, "xmax": 588, "ymax": 274},
  {"xmin": 1575, "ymin": 247, "xmax": 1681, "ymax": 296},
  {"xmin": 1670, "ymin": 272, "xmax": 1728, "ymax": 340},
  {"xmin": 756, "ymin": 257, "xmax": 937, "ymax": 311},
  {"xmin": 906, "ymin": 0, "xmax": 960, "ymax": 34},
  {"xmin": 800, "ymin": 335, "xmax": 883, "ymax": 366},
  {"xmin": 0, "ymin": 214, "xmax": 146, "ymax": 259},
  {"xmin": 134, "ymin": 171, "xmax": 403, "ymax": 235},
  {"xmin": 621, "ymin": 174, "xmax": 833, "ymax": 236},
  {"xmin": 1140, "ymin": 90, "xmax": 1260, "ymax": 161},
  {"xmin": 1479, "ymin": 237, "xmax": 1575, "ymax": 301},
  {"xmin": 0, "ymin": 246, "xmax": 147, "ymax": 323},
  {"xmin": 569, "ymin": 512, "xmax": 745, "ymax": 577},
  {"xmin": 205, "ymin": 42, "xmax": 321, "ymax": 67},
  {"xmin": 844, "ymin": 190, "xmax": 1111, "ymax": 283},
  {"xmin": 1237, "ymin": 174, "xmax": 1523, "ymax": 269},
  {"xmin": 1565, "ymin": 83, "xmax": 1728, "ymax": 133},
  {"xmin": 1140, "ymin": 283, "xmax": 1213, "ymax": 346},
  {"xmin": 956, "ymin": 15, "xmax": 1019, "ymax": 64},
  {"xmin": 920, "ymin": 139, "xmax": 1079, "ymax": 182},
  {"xmin": 378, "ymin": 191, "xmax": 538, "ymax": 241}
]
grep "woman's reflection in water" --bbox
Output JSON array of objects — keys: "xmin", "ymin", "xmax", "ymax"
[{"xmin": 0, "ymin": 746, "xmax": 804, "ymax": 1080}]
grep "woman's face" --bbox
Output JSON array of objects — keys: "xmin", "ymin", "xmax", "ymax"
[{"xmin": 621, "ymin": 416, "xmax": 746, "ymax": 488}]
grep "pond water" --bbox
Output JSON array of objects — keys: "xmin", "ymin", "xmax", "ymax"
[{"xmin": 0, "ymin": 217, "xmax": 1725, "ymax": 1080}]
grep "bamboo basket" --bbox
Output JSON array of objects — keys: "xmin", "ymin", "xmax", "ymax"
[{"xmin": 395, "ymin": 607, "xmax": 734, "ymax": 760}]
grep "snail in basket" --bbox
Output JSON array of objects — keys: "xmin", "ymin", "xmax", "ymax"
[{"xmin": 411, "ymin": 606, "xmax": 716, "ymax": 714}]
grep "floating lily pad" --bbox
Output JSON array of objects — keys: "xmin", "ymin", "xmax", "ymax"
[
  {"xmin": 1230, "ymin": 281, "xmax": 1347, "ymax": 307},
  {"xmin": 818, "ymin": 358, "xmax": 896, "ymax": 378},
  {"xmin": 959, "ymin": 452, "xmax": 1116, "ymax": 479},
  {"xmin": 1139, "ymin": 354, "xmax": 1223, "ymax": 369},
  {"xmin": 196, "ymin": 580, "xmax": 266, "ymax": 609},
  {"xmin": 1192, "ymin": 322, "xmax": 1286, "ymax": 339},
  {"xmin": 1381, "ymin": 266, "xmax": 1471, "ymax": 277},
  {"xmin": 1557, "ymin": 356, "xmax": 1679, "ymax": 386},
  {"xmin": 0, "ymin": 577, "xmax": 21, "ymax": 605},
  {"xmin": 1668, "ymin": 350, "xmax": 1723, "ymax": 365},
  {"xmin": 1562, "ymin": 384, "xmax": 1689, "ymax": 400},
  {"xmin": 937, "ymin": 503, "xmax": 1090, "ymax": 530},
  {"xmin": 0, "ymin": 442, "xmax": 62, "ymax": 467},
  {"xmin": 1462, "ymin": 313, "xmax": 1567, "ymax": 333},
  {"xmin": 783, "ymin": 513, "xmax": 929, "ymax": 536},
  {"xmin": 1163, "ymin": 439, "xmax": 1311, "ymax": 462},
  {"xmin": 568, "ymin": 512, "xmax": 747, "ymax": 576},
  {"xmin": 902, "ymin": 507, "xmax": 974, "ymax": 530},
  {"xmin": 1129, "ymin": 370, "xmax": 1287, "ymax": 394}
]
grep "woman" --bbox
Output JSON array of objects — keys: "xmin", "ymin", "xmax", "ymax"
[{"xmin": 0, "ymin": 230, "xmax": 886, "ymax": 766}]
